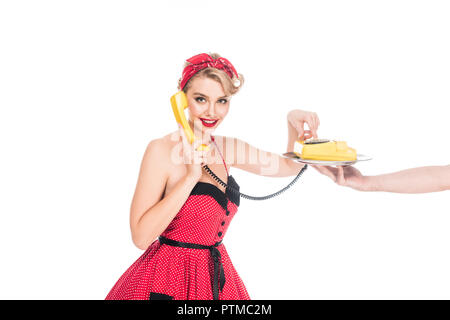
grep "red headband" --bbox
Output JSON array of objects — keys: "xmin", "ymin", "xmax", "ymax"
[{"xmin": 179, "ymin": 53, "xmax": 239, "ymax": 90}]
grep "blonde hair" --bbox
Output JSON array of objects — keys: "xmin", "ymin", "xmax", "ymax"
[{"xmin": 178, "ymin": 52, "xmax": 245, "ymax": 96}]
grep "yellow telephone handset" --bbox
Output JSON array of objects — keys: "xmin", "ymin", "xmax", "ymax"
[{"xmin": 170, "ymin": 91, "xmax": 210, "ymax": 151}]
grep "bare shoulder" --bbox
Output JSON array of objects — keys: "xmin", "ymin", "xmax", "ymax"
[
  {"xmin": 133, "ymin": 131, "xmax": 181, "ymax": 200},
  {"xmin": 142, "ymin": 131, "xmax": 180, "ymax": 168},
  {"xmin": 147, "ymin": 131, "xmax": 179, "ymax": 153}
]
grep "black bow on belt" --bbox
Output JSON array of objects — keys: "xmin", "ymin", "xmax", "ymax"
[{"xmin": 158, "ymin": 236, "xmax": 225, "ymax": 300}]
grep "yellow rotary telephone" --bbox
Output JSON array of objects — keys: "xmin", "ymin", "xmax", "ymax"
[
  {"xmin": 294, "ymin": 138, "xmax": 357, "ymax": 161},
  {"xmin": 170, "ymin": 91, "xmax": 210, "ymax": 151}
]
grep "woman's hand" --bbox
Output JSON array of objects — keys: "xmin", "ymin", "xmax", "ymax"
[
  {"xmin": 287, "ymin": 109, "xmax": 320, "ymax": 140},
  {"xmin": 178, "ymin": 124, "xmax": 210, "ymax": 182},
  {"xmin": 312, "ymin": 165, "xmax": 370, "ymax": 191}
]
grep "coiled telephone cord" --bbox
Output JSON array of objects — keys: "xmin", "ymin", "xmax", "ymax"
[{"xmin": 202, "ymin": 164, "xmax": 308, "ymax": 201}]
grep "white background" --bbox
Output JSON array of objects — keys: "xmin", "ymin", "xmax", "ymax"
[{"xmin": 1, "ymin": 0, "xmax": 449, "ymax": 299}]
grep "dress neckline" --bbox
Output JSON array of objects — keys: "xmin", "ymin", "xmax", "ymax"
[
  {"xmin": 189, "ymin": 135, "xmax": 240, "ymax": 207},
  {"xmin": 196, "ymin": 181, "xmax": 227, "ymax": 197},
  {"xmin": 190, "ymin": 176, "xmax": 240, "ymax": 208}
]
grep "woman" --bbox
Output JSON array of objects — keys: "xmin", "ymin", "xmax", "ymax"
[{"xmin": 105, "ymin": 53, "xmax": 319, "ymax": 300}]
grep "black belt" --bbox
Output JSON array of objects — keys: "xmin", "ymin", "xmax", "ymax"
[{"xmin": 158, "ymin": 236, "xmax": 225, "ymax": 300}]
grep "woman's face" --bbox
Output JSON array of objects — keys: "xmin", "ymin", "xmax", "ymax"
[{"xmin": 185, "ymin": 76, "xmax": 230, "ymax": 137}]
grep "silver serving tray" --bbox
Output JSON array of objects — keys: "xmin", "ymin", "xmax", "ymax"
[{"xmin": 281, "ymin": 152, "xmax": 372, "ymax": 166}]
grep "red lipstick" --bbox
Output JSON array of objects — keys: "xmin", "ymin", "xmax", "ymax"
[{"xmin": 200, "ymin": 118, "xmax": 218, "ymax": 128}]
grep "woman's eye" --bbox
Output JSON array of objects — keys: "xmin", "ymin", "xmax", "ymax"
[
  {"xmin": 195, "ymin": 97, "xmax": 206, "ymax": 103},
  {"xmin": 218, "ymin": 99, "xmax": 228, "ymax": 104}
]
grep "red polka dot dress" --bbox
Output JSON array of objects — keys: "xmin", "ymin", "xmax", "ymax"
[{"xmin": 105, "ymin": 136, "xmax": 250, "ymax": 300}]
